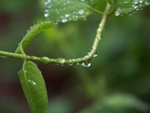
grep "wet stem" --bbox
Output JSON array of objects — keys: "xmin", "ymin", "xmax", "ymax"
[{"xmin": 0, "ymin": 3, "xmax": 111, "ymax": 66}]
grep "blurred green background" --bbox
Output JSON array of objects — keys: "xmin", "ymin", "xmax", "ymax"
[{"xmin": 0, "ymin": 0, "xmax": 150, "ymax": 113}]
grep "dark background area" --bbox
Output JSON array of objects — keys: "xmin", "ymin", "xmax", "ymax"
[{"xmin": 0, "ymin": 0, "xmax": 150, "ymax": 113}]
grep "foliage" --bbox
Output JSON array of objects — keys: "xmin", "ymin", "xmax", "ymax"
[
  {"xmin": 44, "ymin": 0, "xmax": 99, "ymax": 23},
  {"xmin": 18, "ymin": 61, "xmax": 48, "ymax": 113},
  {"xmin": 0, "ymin": 0, "xmax": 150, "ymax": 113}
]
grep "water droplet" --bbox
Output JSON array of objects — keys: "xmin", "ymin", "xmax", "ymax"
[
  {"xmin": 133, "ymin": 0, "xmax": 139, "ymax": 4},
  {"xmin": 136, "ymin": 8, "xmax": 139, "ymax": 11},
  {"xmin": 28, "ymin": 80, "xmax": 31, "ymax": 82},
  {"xmin": 41, "ymin": 57, "xmax": 50, "ymax": 63},
  {"xmin": 145, "ymin": 1, "xmax": 150, "ymax": 5},
  {"xmin": 129, "ymin": 12, "xmax": 133, "ymax": 16},
  {"xmin": 79, "ymin": 9, "xmax": 84, "ymax": 15},
  {"xmin": 24, "ymin": 70, "xmax": 27, "ymax": 73},
  {"xmin": 85, "ymin": 62, "xmax": 91, "ymax": 67},
  {"xmin": 32, "ymin": 82, "xmax": 36, "ymax": 85},
  {"xmin": 44, "ymin": 13, "xmax": 49, "ymax": 17},
  {"xmin": 65, "ymin": 14, "xmax": 70, "ymax": 17},
  {"xmin": 93, "ymin": 52, "xmax": 97, "ymax": 58},
  {"xmin": 123, "ymin": 0, "xmax": 130, "ymax": 4},
  {"xmin": 45, "ymin": 0, "xmax": 51, "ymax": 5},
  {"xmin": 81, "ymin": 62, "xmax": 91, "ymax": 67},
  {"xmin": 81, "ymin": 62, "xmax": 85, "ymax": 67},
  {"xmin": 115, "ymin": 8, "xmax": 121, "ymax": 16},
  {"xmin": 133, "ymin": 5, "xmax": 138, "ymax": 9},
  {"xmin": 58, "ymin": 58, "xmax": 65, "ymax": 64},
  {"xmin": 44, "ymin": 8, "xmax": 49, "ymax": 17},
  {"xmin": 139, "ymin": 0, "xmax": 143, "ymax": 3},
  {"xmin": 87, "ymin": 49, "xmax": 97, "ymax": 58},
  {"xmin": 62, "ymin": 18, "xmax": 68, "ymax": 23}
]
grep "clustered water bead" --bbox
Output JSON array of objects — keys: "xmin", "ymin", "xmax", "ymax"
[
  {"xmin": 115, "ymin": 0, "xmax": 150, "ymax": 16},
  {"xmin": 44, "ymin": 8, "xmax": 49, "ymax": 17},
  {"xmin": 88, "ymin": 49, "xmax": 98, "ymax": 58},
  {"xmin": 28, "ymin": 80, "xmax": 36, "ymax": 85},
  {"xmin": 81, "ymin": 62, "xmax": 91, "ymax": 67},
  {"xmin": 44, "ymin": 0, "xmax": 91, "ymax": 23}
]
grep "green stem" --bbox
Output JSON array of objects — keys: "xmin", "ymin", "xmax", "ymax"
[
  {"xmin": 0, "ymin": 4, "xmax": 111, "ymax": 66},
  {"xmin": 0, "ymin": 50, "xmax": 50, "ymax": 63}
]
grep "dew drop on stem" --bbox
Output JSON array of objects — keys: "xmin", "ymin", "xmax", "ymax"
[
  {"xmin": 93, "ymin": 51, "xmax": 97, "ymax": 58},
  {"xmin": 88, "ymin": 49, "xmax": 98, "ymax": 58},
  {"xmin": 58, "ymin": 58, "xmax": 66, "ymax": 64},
  {"xmin": 81, "ymin": 62, "xmax": 91, "ymax": 67}
]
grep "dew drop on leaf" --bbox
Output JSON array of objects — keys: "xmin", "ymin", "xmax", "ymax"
[
  {"xmin": 145, "ymin": 1, "xmax": 150, "ymax": 5},
  {"xmin": 44, "ymin": 0, "xmax": 52, "ymax": 5},
  {"xmin": 44, "ymin": 13, "xmax": 49, "ymax": 17},
  {"xmin": 65, "ymin": 14, "xmax": 70, "ymax": 17},
  {"xmin": 62, "ymin": 18, "xmax": 68, "ymax": 23},
  {"xmin": 24, "ymin": 70, "xmax": 27, "ymax": 73},
  {"xmin": 44, "ymin": 8, "xmax": 49, "ymax": 17},
  {"xmin": 139, "ymin": 0, "xmax": 143, "ymax": 3},
  {"xmin": 79, "ymin": 9, "xmax": 85, "ymax": 15},
  {"xmin": 114, "ymin": 0, "xmax": 150, "ymax": 16},
  {"xmin": 134, "ymin": 0, "xmax": 139, "ymax": 4},
  {"xmin": 43, "ymin": 0, "xmax": 99, "ymax": 23},
  {"xmin": 115, "ymin": 8, "xmax": 121, "ymax": 16}
]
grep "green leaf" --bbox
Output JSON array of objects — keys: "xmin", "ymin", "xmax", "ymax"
[
  {"xmin": 113, "ymin": 0, "xmax": 150, "ymax": 16},
  {"xmin": 15, "ymin": 20, "xmax": 54, "ymax": 54},
  {"xmin": 18, "ymin": 61, "xmax": 48, "ymax": 113},
  {"xmin": 44, "ymin": 0, "xmax": 99, "ymax": 23}
]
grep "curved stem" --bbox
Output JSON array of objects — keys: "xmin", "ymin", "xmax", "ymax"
[{"xmin": 0, "ymin": 4, "xmax": 111, "ymax": 66}]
